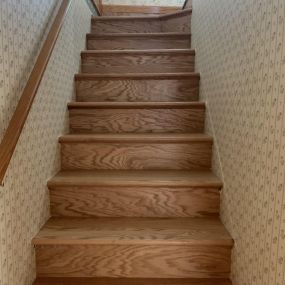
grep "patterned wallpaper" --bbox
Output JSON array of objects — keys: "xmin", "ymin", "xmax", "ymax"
[
  {"xmin": 0, "ymin": 1, "xmax": 91, "ymax": 284},
  {"xmin": 192, "ymin": 0, "xmax": 285, "ymax": 285},
  {"xmin": 102, "ymin": 0, "xmax": 185, "ymax": 7}
]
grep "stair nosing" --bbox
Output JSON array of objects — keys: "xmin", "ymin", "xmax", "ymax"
[
  {"xmin": 58, "ymin": 134, "xmax": 213, "ymax": 144},
  {"xmin": 67, "ymin": 102, "xmax": 205, "ymax": 109},
  {"xmin": 33, "ymin": 238, "xmax": 233, "ymax": 246},
  {"xmin": 81, "ymin": 49, "xmax": 195, "ymax": 57},
  {"xmin": 91, "ymin": 15, "xmax": 160, "ymax": 21},
  {"xmin": 47, "ymin": 170, "xmax": 223, "ymax": 188},
  {"xmin": 32, "ymin": 217, "xmax": 233, "ymax": 247},
  {"xmin": 74, "ymin": 72, "xmax": 200, "ymax": 80},
  {"xmin": 86, "ymin": 32, "xmax": 191, "ymax": 39},
  {"xmin": 33, "ymin": 277, "xmax": 233, "ymax": 285}
]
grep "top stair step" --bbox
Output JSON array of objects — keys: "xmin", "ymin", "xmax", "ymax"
[{"xmin": 91, "ymin": 9, "xmax": 192, "ymax": 33}]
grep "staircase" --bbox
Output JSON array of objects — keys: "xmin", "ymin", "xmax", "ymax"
[{"xmin": 33, "ymin": 8, "xmax": 233, "ymax": 285}]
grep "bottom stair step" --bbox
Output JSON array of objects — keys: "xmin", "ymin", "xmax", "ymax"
[
  {"xmin": 33, "ymin": 217, "xmax": 233, "ymax": 278},
  {"xmin": 34, "ymin": 277, "xmax": 233, "ymax": 285}
]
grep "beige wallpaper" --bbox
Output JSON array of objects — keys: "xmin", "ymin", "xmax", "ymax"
[
  {"xmin": 192, "ymin": 0, "xmax": 285, "ymax": 285},
  {"xmin": 102, "ymin": 0, "xmax": 185, "ymax": 7},
  {"xmin": 0, "ymin": 1, "xmax": 91, "ymax": 284}
]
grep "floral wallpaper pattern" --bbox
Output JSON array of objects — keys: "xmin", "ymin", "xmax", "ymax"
[
  {"xmin": 0, "ymin": 0, "xmax": 91, "ymax": 284},
  {"xmin": 192, "ymin": 0, "xmax": 285, "ymax": 285},
  {"xmin": 102, "ymin": 0, "xmax": 185, "ymax": 7}
]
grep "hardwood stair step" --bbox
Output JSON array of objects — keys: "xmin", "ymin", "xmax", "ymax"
[
  {"xmin": 87, "ymin": 33, "xmax": 191, "ymax": 50},
  {"xmin": 92, "ymin": 9, "xmax": 192, "ymax": 21},
  {"xmin": 48, "ymin": 170, "xmax": 222, "ymax": 218},
  {"xmin": 33, "ymin": 217, "xmax": 233, "ymax": 278},
  {"xmin": 34, "ymin": 278, "xmax": 232, "ymax": 285},
  {"xmin": 75, "ymin": 73, "xmax": 200, "ymax": 102},
  {"xmin": 68, "ymin": 102, "xmax": 205, "ymax": 134},
  {"xmin": 81, "ymin": 49, "xmax": 195, "ymax": 74},
  {"xmin": 48, "ymin": 170, "xmax": 223, "ymax": 188},
  {"xmin": 91, "ymin": 9, "xmax": 192, "ymax": 34},
  {"xmin": 59, "ymin": 134, "xmax": 213, "ymax": 171},
  {"xmin": 91, "ymin": 15, "xmax": 162, "ymax": 34}
]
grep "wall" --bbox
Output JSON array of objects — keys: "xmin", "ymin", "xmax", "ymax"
[
  {"xmin": 102, "ymin": 0, "xmax": 185, "ymax": 7},
  {"xmin": 192, "ymin": 0, "xmax": 285, "ymax": 285},
  {"xmin": 0, "ymin": 1, "xmax": 92, "ymax": 284}
]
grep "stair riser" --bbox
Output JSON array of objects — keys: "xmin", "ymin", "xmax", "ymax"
[
  {"xmin": 50, "ymin": 186, "xmax": 220, "ymax": 218},
  {"xmin": 81, "ymin": 53, "xmax": 195, "ymax": 74},
  {"xmin": 75, "ymin": 77, "xmax": 199, "ymax": 102},
  {"xmin": 91, "ymin": 20, "xmax": 162, "ymax": 33},
  {"xmin": 69, "ymin": 108, "xmax": 205, "ymax": 134},
  {"xmin": 35, "ymin": 244, "xmax": 231, "ymax": 278},
  {"xmin": 60, "ymin": 142, "xmax": 212, "ymax": 170},
  {"xmin": 87, "ymin": 37, "xmax": 191, "ymax": 50}
]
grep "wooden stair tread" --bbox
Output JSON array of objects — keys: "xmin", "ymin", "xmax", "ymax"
[
  {"xmin": 87, "ymin": 32, "xmax": 191, "ymax": 38},
  {"xmin": 67, "ymin": 102, "xmax": 205, "ymax": 109},
  {"xmin": 92, "ymin": 15, "xmax": 162, "ymax": 21},
  {"xmin": 91, "ymin": 9, "xmax": 192, "ymax": 21},
  {"xmin": 59, "ymin": 133, "xmax": 212, "ymax": 143},
  {"xmin": 75, "ymin": 72, "xmax": 200, "ymax": 80},
  {"xmin": 48, "ymin": 170, "xmax": 222, "ymax": 188},
  {"xmin": 160, "ymin": 8, "xmax": 192, "ymax": 19},
  {"xmin": 81, "ymin": 49, "xmax": 195, "ymax": 56},
  {"xmin": 33, "ymin": 217, "xmax": 233, "ymax": 246},
  {"xmin": 34, "ymin": 277, "xmax": 232, "ymax": 285}
]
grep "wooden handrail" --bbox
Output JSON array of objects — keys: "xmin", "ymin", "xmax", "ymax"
[
  {"xmin": 0, "ymin": 0, "xmax": 72, "ymax": 185},
  {"xmin": 182, "ymin": 0, "xmax": 190, "ymax": 9},
  {"xmin": 92, "ymin": 0, "xmax": 102, "ymax": 15}
]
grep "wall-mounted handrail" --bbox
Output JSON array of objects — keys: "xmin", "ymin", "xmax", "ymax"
[
  {"xmin": 0, "ymin": 0, "xmax": 72, "ymax": 185},
  {"xmin": 182, "ymin": 0, "xmax": 190, "ymax": 9},
  {"xmin": 92, "ymin": 0, "xmax": 103, "ymax": 15}
]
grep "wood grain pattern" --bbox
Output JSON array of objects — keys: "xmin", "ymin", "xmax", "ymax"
[
  {"xmin": 35, "ymin": 244, "xmax": 231, "ymax": 278},
  {"xmin": 91, "ymin": 17, "xmax": 162, "ymax": 33},
  {"xmin": 87, "ymin": 33, "xmax": 191, "ymax": 50},
  {"xmin": 33, "ymin": 217, "xmax": 233, "ymax": 245},
  {"xmin": 59, "ymin": 134, "xmax": 212, "ymax": 170},
  {"xmin": 34, "ymin": 277, "xmax": 232, "ymax": 285},
  {"xmin": 91, "ymin": 9, "xmax": 192, "ymax": 33},
  {"xmin": 34, "ymin": 217, "xmax": 232, "ymax": 277},
  {"xmin": 32, "ymin": 7, "xmax": 233, "ymax": 283},
  {"xmin": 47, "ymin": 169, "xmax": 222, "ymax": 218},
  {"xmin": 68, "ymin": 102, "xmax": 205, "ymax": 133},
  {"xmin": 61, "ymin": 142, "xmax": 212, "ymax": 170},
  {"xmin": 59, "ymin": 133, "xmax": 213, "ymax": 143},
  {"xmin": 75, "ymin": 73, "xmax": 200, "ymax": 102},
  {"xmin": 48, "ymin": 170, "xmax": 223, "ymax": 188},
  {"xmin": 102, "ymin": 5, "xmax": 181, "ymax": 16},
  {"xmin": 0, "ymin": 0, "xmax": 71, "ymax": 185},
  {"xmin": 81, "ymin": 50, "xmax": 195, "ymax": 74},
  {"xmin": 50, "ymin": 185, "xmax": 220, "ymax": 218}
]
